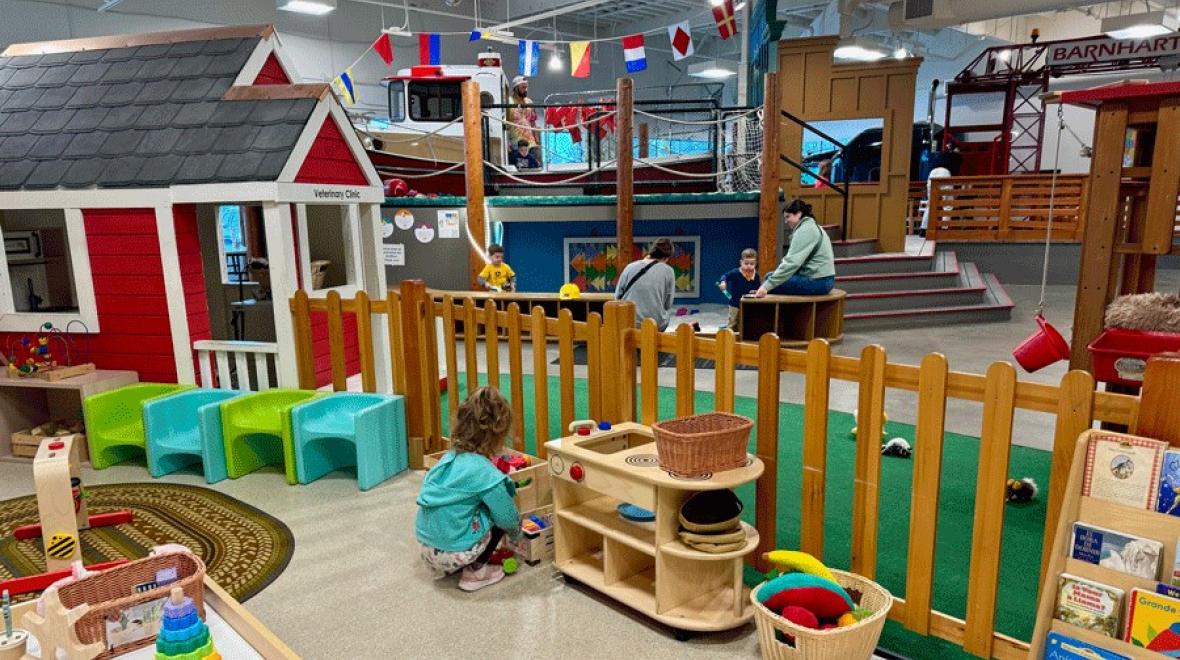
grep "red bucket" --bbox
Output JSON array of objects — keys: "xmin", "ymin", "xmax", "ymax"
[{"xmin": 1012, "ymin": 314, "xmax": 1070, "ymax": 373}]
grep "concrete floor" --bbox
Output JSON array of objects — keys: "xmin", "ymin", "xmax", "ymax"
[{"xmin": 1, "ymin": 273, "xmax": 1177, "ymax": 659}]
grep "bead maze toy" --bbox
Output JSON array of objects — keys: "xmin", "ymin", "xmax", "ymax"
[
  {"xmin": 3, "ymin": 322, "xmax": 95, "ymax": 382},
  {"xmin": 0, "ymin": 435, "xmax": 132, "ymax": 596}
]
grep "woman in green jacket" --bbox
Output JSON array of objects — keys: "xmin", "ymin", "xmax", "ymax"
[{"xmin": 754, "ymin": 198, "xmax": 836, "ymax": 297}]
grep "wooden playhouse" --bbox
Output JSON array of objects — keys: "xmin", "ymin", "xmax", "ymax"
[{"xmin": 0, "ymin": 24, "xmax": 385, "ymax": 390}]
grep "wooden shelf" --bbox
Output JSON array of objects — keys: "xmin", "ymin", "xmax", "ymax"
[
  {"xmin": 1049, "ymin": 620, "xmax": 1157, "ymax": 660},
  {"xmin": 660, "ymin": 522, "xmax": 760, "ymax": 561},
  {"xmin": 557, "ymin": 497, "xmax": 657, "ymax": 556},
  {"xmin": 559, "ymin": 552, "xmax": 657, "ymax": 615},
  {"xmin": 662, "ymin": 585, "xmax": 755, "ymax": 631}
]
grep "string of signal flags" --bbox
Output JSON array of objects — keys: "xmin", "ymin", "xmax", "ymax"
[{"xmin": 332, "ymin": 0, "xmax": 738, "ymax": 105}]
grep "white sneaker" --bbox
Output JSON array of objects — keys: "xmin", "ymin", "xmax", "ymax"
[{"xmin": 458, "ymin": 563, "xmax": 505, "ymax": 592}]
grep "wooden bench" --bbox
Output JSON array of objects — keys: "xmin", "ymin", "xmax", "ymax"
[{"xmin": 738, "ymin": 289, "xmax": 845, "ymax": 347}]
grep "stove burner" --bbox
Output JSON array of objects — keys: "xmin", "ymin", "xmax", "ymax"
[
  {"xmin": 625, "ymin": 454, "xmax": 660, "ymax": 467},
  {"xmin": 664, "ymin": 469, "xmax": 713, "ymax": 481}
]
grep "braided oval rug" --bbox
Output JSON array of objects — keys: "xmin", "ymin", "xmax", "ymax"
[{"xmin": 0, "ymin": 483, "xmax": 293, "ymax": 603}]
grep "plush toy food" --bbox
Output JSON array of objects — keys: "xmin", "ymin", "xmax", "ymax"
[
  {"xmin": 758, "ymin": 573, "xmax": 854, "ymax": 619},
  {"xmin": 781, "ymin": 606, "xmax": 819, "ymax": 629},
  {"xmin": 763, "ymin": 550, "xmax": 837, "ymax": 582}
]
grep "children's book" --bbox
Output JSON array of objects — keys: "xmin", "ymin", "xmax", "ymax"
[
  {"xmin": 1044, "ymin": 631, "xmax": 1130, "ymax": 660},
  {"xmin": 1125, "ymin": 588, "xmax": 1180, "ymax": 652},
  {"xmin": 1158, "ymin": 582, "xmax": 1180, "ymax": 600},
  {"xmin": 1055, "ymin": 573, "xmax": 1125, "ymax": 638},
  {"xmin": 1082, "ymin": 432, "xmax": 1167, "ymax": 510},
  {"xmin": 1158, "ymin": 450, "xmax": 1180, "ymax": 517},
  {"xmin": 1071, "ymin": 522, "xmax": 1163, "ymax": 580}
]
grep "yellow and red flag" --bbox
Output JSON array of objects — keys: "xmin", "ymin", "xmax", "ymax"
[
  {"xmin": 713, "ymin": 0, "xmax": 737, "ymax": 40},
  {"xmin": 569, "ymin": 41, "xmax": 592, "ymax": 78}
]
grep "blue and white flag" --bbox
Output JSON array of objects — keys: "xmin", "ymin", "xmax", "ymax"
[{"xmin": 518, "ymin": 39, "xmax": 540, "ymax": 76}]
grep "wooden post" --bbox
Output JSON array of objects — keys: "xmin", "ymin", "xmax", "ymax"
[
  {"xmin": 461, "ymin": 80, "xmax": 487, "ymax": 289},
  {"xmin": 1040, "ymin": 370, "xmax": 1094, "ymax": 585},
  {"xmin": 1143, "ymin": 98, "xmax": 1180, "ymax": 254},
  {"xmin": 638, "ymin": 122, "xmax": 649, "ymax": 159},
  {"xmin": 851, "ymin": 344, "xmax": 886, "ymax": 578},
  {"xmin": 753, "ymin": 333, "xmax": 780, "ymax": 572},
  {"xmin": 800, "ymin": 339, "xmax": 830, "ymax": 558},
  {"xmin": 603, "ymin": 300, "xmax": 637, "ymax": 425},
  {"xmin": 616, "ymin": 78, "xmax": 635, "ymax": 276},
  {"xmin": 530, "ymin": 307, "xmax": 550, "ymax": 457},
  {"xmin": 290, "ymin": 290, "xmax": 315, "ymax": 389},
  {"xmin": 1135, "ymin": 353, "xmax": 1180, "ymax": 445},
  {"xmin": 757, "ymin": 72, "xmax": 781, "ymax": 276},
  {"xmin": 1070, "ymin": 102, "xmax": 1128, "ymax": 371},
  {"xmin": 399, "ymin": 279, "xmax": 429, "ymax": 469}
]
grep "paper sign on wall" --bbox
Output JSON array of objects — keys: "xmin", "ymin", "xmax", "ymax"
[
  {"xmin": 381, "ymin": 216, "xmax": 394, "ymax": 238},
  {"xmin": 394, "ymin": 209, "xmax": 414, "ymax": 230},
  {"xmin": 437, "ymin": 210, "xmax": 461, "ymax": 239},
  {"xmin": 383, "ymin": 243, "xmax": 405, "ymax": 267},
  {"xmin": 414, "ymin": 224, "xmax": 435, "ymax": 243}
]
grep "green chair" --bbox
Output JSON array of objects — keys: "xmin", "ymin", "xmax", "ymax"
[
  {"xmin": 84, "ymin": 383, "xmax": 194, "ymax": 469},
  {"xmin": 221, "ymin": 389, "xmax": 325, "ymax": 483}
]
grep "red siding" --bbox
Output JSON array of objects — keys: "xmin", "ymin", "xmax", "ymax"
[
  {"xmin": 0, "ymin": 209, "xmax": 174, "ymax": 383},
  {"xmin": 173, "ymin": 204, "xmax": 211, "ymax": 380},
  {"xmin": 294, "ymin": 118, "xmax": 369, "ymax": 186},
  {"xmin": 253, "ymin": 53, "xmax": 290, "ymax": 85},
  {"xmin": 310, "ymin": 311, "xmax": 360, "ymax": 388}
]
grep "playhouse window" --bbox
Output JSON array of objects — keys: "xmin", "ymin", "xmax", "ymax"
[
  {"xmin": 408, "ymin": 81, "xmax": 461, "ymax": 122},
  {"xmin": 296, "ymin": 204, "xmax": 362, "ymax": 295},
  {"xmin": 0, "ymin": 208, "xmax": 98, "ymax": 333},
  {"xmin": 217, "ymin": 205, "xmax": 268, "ymax": 285}
]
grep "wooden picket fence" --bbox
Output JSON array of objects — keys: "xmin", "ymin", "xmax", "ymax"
[{"xmin": 289, "ymin": 281, "xmax": 1141, "ymax": 660}]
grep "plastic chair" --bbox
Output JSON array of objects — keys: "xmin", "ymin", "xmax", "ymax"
[
  {"xmin": 291, "ymin": 393, "xmax": 407, "ymax": 491},
  {"xmin": 221, "ymin": 389, "xmax": 325, "ymax": 483},
  {"xmin": 144, "ymin": 389, "xmax": 244, "ymax": 482},
  {"xmin": 84, "ymin": 383, "xmax": 194, "ymax": 469}
]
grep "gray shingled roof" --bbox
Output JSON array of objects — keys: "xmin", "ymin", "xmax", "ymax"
[{"xmin": 0, "ymin": 37, "xmax": 318, "ymax": 190}]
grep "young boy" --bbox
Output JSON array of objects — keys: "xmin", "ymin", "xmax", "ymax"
[
  {"xmin": 477, "ymin": 244, "xmax": 516, "ymax": 292},
  {"xmin": 717, "ymin": 248, "xmax": 760, "ymax": 333},
  {"xmin": 509, "ymin": 140, "xmax": 540, "ymax": 170}
]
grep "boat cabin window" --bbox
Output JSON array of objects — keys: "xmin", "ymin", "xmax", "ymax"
[
  {"xmin": 480, "ymin": 92, "xmax": 493, "ymax": 108},
  {"xmin": 408, "ymin": 81, "xmax": 461, "ymax": 122},
  {"xmin": 387, "ymin": 80, "xmax": 406, "ymax": 123}
]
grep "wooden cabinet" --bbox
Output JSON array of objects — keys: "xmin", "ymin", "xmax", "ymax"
[{"xmin": 739, "ymin": 290, "xmax": 845, "ymax": 346}]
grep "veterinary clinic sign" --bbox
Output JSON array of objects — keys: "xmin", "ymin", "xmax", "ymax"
[{"xmin": 1047, "ymin": 34, "xmax": 1180, "ymax": 66}]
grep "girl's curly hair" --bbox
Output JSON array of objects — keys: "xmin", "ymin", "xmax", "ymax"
[{"xmin": 450, "ymin": 386, "xmax": 513, "ymax": 457}]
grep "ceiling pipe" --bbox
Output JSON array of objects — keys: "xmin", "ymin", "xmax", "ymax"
[{"xmin": 888, "ymin": 0, "xmax": 1112, "ymax": 30}]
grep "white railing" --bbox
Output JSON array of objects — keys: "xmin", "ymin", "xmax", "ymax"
[{"xmin": 193, "ymin": 340, "xmax": 279, "ymax": 391}]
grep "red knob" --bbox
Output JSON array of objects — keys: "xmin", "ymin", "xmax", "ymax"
[
  {"xmin": 569, "ymin": 464, "xmax": 584, "ymax": 482},
  {"xmin": 576, "ymin": 426, "xmax": 591, "ymax": 436},
  {"xmin": 48, "ymin": 441, "xmax": 65, "ymax": 450}
]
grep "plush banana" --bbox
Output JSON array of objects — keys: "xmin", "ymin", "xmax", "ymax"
[{"xmin": 762, "ymin": 550, "xmax": 837, "ymax": 582}]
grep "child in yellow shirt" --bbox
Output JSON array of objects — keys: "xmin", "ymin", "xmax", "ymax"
[{"xmin": 477, "ymin": 244, "xmax": 516, "ymax": 292}]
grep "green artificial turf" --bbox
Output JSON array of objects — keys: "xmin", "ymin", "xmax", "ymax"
[{"xmin": 441, "ymin": 374, "xmax": 1049, "ymax": 660}]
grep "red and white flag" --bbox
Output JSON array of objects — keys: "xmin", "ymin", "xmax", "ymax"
[
  {"xmin": 713, "ymin": 0, "xmax": 737, "ymax": 40},
  {"xmin": 667, "ymin": 21, "xmax": 694, "ymax": 61},
  {"xmin": 622, "ymin": 34, "xmax": 646, "ymax": 73}
]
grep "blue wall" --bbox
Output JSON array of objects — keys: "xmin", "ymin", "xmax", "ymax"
[{"xmin": 501, "ymin": 216, "xmax": 759, "ymax": 305}]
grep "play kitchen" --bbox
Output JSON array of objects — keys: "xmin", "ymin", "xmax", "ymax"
[{"xmin": 546, "ymin": 416, "xmax": 763, "ymax": 640}]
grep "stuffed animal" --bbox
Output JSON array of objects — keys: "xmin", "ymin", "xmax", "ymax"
[
  {"xmin": 758, "ymin": 550, "xmax": 882, "ymax": 631},
  {"xmin": 781, "ymin": 606, "xmax": 819, "ymax": 629},
  {"xmin": 881, "ymin": 438, "xmax": 912, "ymax": 458},
  {"xmin": 763, "ymin": 549, "xmax": 837, "ymax": 581},
  {"xmin": 1005, "ymin": 478, "xmax": 1038, "ymax": 504}
]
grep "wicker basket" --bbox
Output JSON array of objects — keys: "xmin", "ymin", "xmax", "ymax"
[
  {"xmin": 751, "ymin": 569, "xmax": 891, "ymax": 660},
  {"xmin": 652, "ymin": 412, "xmax": 753, "ymax": 476},
  {"xmin": 55, "ymin": 551, "xmax": 206, "ymax": 659}
]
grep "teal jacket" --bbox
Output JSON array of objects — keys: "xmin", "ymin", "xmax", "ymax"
[
  {"xmin": 416, "ymin": 451, "xmax": 522, "ymax": 552},
  {"xmin": 763, "ymin": 217, "xmax": 836, "ymax": 290}
]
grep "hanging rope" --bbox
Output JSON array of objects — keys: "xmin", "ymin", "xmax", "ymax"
[
  {"xmin": 486, "ymin": 110, "xmax": 618, "ymax": 132},
  {"xmin": 633, "ymin": 106, "xmax": 762, "ymax": 126},
  {"xmin": 484, "ymin": 161, "xmax": 616, "ymax": 185},
  {"xmin": 1036, "ymin": 104, "xmax": 1067, "ymax": 317},
  {"xmin": 381, "ymin": 162, "xmax": 466, "ymax": 179},
  {"xmin": 636, "ymin": 156, "xmax": 763, "ymax": 178}
]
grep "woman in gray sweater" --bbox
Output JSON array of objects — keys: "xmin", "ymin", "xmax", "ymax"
[
  {"xmin": 754, "ymin": 199, "xmax": 836, "ymax": 297},
  {"xmin": 615, "ymin": 238, "xmax": 677, "ymax": 331}
]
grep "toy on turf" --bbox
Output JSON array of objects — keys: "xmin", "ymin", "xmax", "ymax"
[
  {"xmin": 881, "ymin": 438, "xmax": 912, "ymax": 458},
  {"xmin": 1005, "ymin": 477, "xmax": 1038, "ymax": 504},
  {"xmin": 155, "ymin": 587, "xmax": 220, "ymax": 660}
]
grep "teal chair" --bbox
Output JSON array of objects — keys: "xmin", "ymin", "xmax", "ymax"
[
  {"xmin": 291, "ymin": 393, "xmax": 407, "ymax": 491},
  {"xmin": 84, "ymin": 383, "xmax": 194, "ymax": 469},
  {"xmin": 144, "ymin": 389, "xmax": 244, "ymax": 482},
  {"xmin": 221, "ymin": 389, "xmax": 325, "ymax": 483}
]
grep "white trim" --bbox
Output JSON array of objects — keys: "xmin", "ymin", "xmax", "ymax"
[
  {"xmin": 295, "ymin": 203, "xmax": 365, "ymax": 300},
  {"xmin": 263, "ymin": 202, "xmax": 300, "ymax": 388},
  {"xmin": 155, "ymin": 206, "xmax": 196, "ymax": 384},
  {"xmin": 358, "ymin": 203, "xmax": 392, "ymax": 393},
  {"xmin": 325, "ymin": 99, "xmax": 383, "ymax": 187},
  {"xmin": 294, "ymin": 203, "xmax": 310, "ymax": 290},
  {"xmin": 169, "ymin": 182, "xmax": 279, "ymax": 204},
  {"xmin": 274, "ymin": 183, "xmax": 384, "ymax": 204},
  {"xmin": 264, "ymin": 32, "xmax": 302, "ymax": 84},
  {"xmin": 232, "ymin": 39, "xmax": 275, "ymax": 87},
  {"xmin": 0, "ymin": 208, "xmax": 100, "ymax": 334},
  {"xmin": 344, "ymin": 204, "xmax": 364, "ymax": 287},
  {"xmin": 0, "ymin": 189, "xmax": 170, "ymax": 209},
  {"xmin": 277, "ymin": 101, "xmax": 330, "ymax": 183}
]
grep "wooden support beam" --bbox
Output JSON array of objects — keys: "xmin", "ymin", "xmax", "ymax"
[
  {"xmin": 461, "ymin": 80, "xmax": 487, "ymax": 289},
  {"xmin": 616, "ymin": 77, "xmax": 635, "ymax": 276},
  {"xmin": 638, "ymin": 122, "xmax": 649, "ymax": 159},
  {"xmin": 399, "ymin": 279, "xmax": 429, "ymax": 469},
  {"xmin": 1143, "ymin": 98, "xmax": 1180, "ymax": 254},
  {"xmin": 1070, "ymin": 103, "xmax": 1128, "ymax": 372},
  {"xmin": 1134, "ymin": 353, "xmax": 1180, "ymax": 446},
  {"xmin": 758, "ymin": 72, "xmax": 781, "ymax": 276}
]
